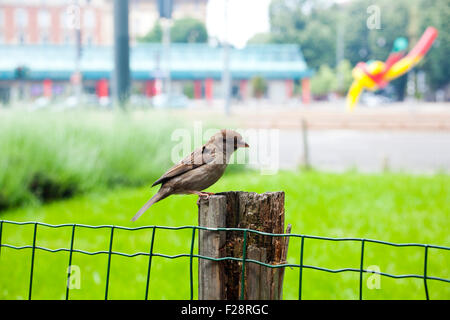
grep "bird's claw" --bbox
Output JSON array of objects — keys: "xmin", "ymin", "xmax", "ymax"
[
  {"xmin": 196, "ymin": 196, "xmax": 208, "ymax": 206},
  {"xmin": 196, "ymin": 192, "xmax": 215, "ymax": 205},
  {"xmin": 202, "ymin": 192, "xmax": 215, "ymax": 198}
]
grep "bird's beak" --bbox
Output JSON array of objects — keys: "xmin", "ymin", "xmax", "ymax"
[{"xmin": 239, "ymin": 141, "xmax": 250, "ymax": 148}]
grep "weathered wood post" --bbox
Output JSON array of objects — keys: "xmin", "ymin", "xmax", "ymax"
[{"xmin": 198, "ymin": 191, "xmax": 291, "ymax": 300}]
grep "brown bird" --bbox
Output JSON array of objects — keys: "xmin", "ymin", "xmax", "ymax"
[{"xmin": 131, "ymin": 129, "xmax": 249, "ymax": 221}]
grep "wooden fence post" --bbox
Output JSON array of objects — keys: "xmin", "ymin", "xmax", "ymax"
[
  {"xmin": 198, "ymin": 195, "xmax": 227, "ymax": 299},
  {"xmin": 198, "ymin": 191, "xmax": 291, "ymax": 300}
]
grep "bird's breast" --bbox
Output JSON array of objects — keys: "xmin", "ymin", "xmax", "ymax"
[{"xmin": 168, "ymin": 162, "xmax": 228, "ymax": 193}]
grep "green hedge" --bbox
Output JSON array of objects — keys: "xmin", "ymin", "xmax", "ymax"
[{"xmin": 0, "ymin": 110, "xmax": 182, "ymax": 210}]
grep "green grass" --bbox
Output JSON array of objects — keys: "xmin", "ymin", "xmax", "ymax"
[
  {"xmin": 0, "ymin": 170, "xmax": 449, "ymax": 300},
  {"xmin": 0, "ymin": 110, "xmax": 236, "ymax": 210},
  {"xmin": 0, "ymin": 110, "xmax": 184, "ymax": 209}
]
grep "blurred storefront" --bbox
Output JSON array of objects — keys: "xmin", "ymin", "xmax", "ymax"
[{"xmin": 0, "ymin": 43, "xmax": 312, "ymax": 105}]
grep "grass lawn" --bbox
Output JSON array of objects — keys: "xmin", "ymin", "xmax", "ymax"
[{"xmin": 0, "ymin": 170, "xmax": 449, "ymax": 300}]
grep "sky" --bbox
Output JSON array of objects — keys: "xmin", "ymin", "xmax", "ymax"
[{"xmin": 206, "ymin": 0, "xmax": 272, "ymax": 48}]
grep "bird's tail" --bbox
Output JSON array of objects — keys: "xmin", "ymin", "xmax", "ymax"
[{"xmin": 131, "ymin": 189, "xmax": 169, "ymax": 222}]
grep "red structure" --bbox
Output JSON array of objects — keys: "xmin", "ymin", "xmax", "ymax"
[
  {"xmin": 145, "ymin": 80, "xmax": 156, "ymax": 97},
  {"xmin": 96, "ymin": 78, "xmax": 108, "ymax": 98},
  {"xmin": 285, "ymin": 79, "xmax": 294, "ymax": 99},
  {"xmin": 43, "ymin": 79, "xmax": 52, "ymax": 97},
  {"xmin": 240, "ymin": 79, "xmax": 248, "ymax": 100},
  {"xmin": 301, "ymin": 78, "xmax": 310, "ymax": 104},
  {"xmin": 205, "ymin": 78, "xmax": 213, "ymax": 102},
  {"xmin": 194, "ymin": 80, "xmax": 202, "ymax": 100}
]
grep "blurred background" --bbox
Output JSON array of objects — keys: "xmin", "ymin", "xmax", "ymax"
[
  {"xmin": 0, "ymin": 0, "xmax": 449, "ymax": 175},
  {"xmin": 0, "ymin": 0, "xmax": 448, "ymax": 107},
  {"xmin": 0, "ymin": 0, "xmax": 449, "ymax": 300}
]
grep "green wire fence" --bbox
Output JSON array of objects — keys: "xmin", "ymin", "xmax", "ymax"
[{"xmin": 0, "ymin": 220, "xmax": 449, "ymax": 300}]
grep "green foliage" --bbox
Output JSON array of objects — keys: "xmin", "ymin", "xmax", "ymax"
[
  {"xmin": 310, "ymin": 64, "xmax": 335, "ymax": 97},
  {"xmin": 0, "ymin": 111, "xmax": 182, "ymax": 210},
  {"xmin": 419, "ymin": 0, "xmax": 450, "ymax": 90},
  {"xmin": 309, "ymin": 60, "xmax": 354, "ymax": 96},
  {"xmin": 0, "ymin": 170, "xmax": 448, "ymax": 299},
  {"xmin": 250, "ymin": 76, "xmax": 268, "ymax": 98},
  {"xmin": 267, "ymin": 0, "xmax": 337, "ymax": 69},
  {"xmin": 334, "ymin": 60, "xmax": 354, "ymax": 95},
  {"xmin": 138, "ymin": 21, "xmax": 162, "ymax": 43},
  {"xmin": 298, "ymin": 18, "xmax": 337, "ymax": 70},
  {"xmin": 183, "ymin": 82, "xmax": 194, "ymax": 99},
  {"xmin": 344, "ymin": 0, "xmax": 412, "ymax": 99},
  {"xmin": 171, "ymin": 18, "xmax": 208, "ymax": 43},
  {"xmin": 139, "ymin": 17, "xmax": 208, "ymax": 44}
]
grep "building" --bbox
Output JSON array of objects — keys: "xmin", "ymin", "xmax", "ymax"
[
  {"xmin": 0, "ymin": 43, "xmax": 312, "ymax": 105},
  {"xmin": 0, "ymin": 0, "xmax": 208, "ymax": 46}
]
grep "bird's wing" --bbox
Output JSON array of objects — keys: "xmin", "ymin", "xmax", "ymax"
[{"xmin": 151, "ymin": 144, "xmax": 215, "ymax": 187}]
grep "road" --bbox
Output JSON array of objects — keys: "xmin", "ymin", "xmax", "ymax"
[
  {"xmin": 270, "ymin": 129, "xmax": 450, "ymax": 173},
  {"xmin": 180, "ymin": 102, "xmax": 450, "ymax": 173}
]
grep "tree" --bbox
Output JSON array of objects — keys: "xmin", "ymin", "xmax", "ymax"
[
  {"xmin": 310, "ymin": 64, "xmax": 335, "ymax": 97},
  {"xmin": 262, "ymin": 0, "xmax": 448, "ymax": 98},
  {"xmin": 345, "ymin": 0, "xmax": 412, "ymax": 100},
  {"xmin": 139, "ymin": 17, "xmax": 208, "ymax": 44},
  {"xmin": 251, "ymin": 76, "xmax": 268, "ymax": 98},
  {"xmin": 138, "ymin": 21, "xmax": 162, "ymax": 42},
  {"xmin": 171, "ymin": 18, "xmax": 208, "ymax": 43},
  {"xmin": 247, "ymin": 32, "xmax": 274, "ymax": 44},
  {"xmin": 333, "ymin": 60, "xmax": 353, "ymax": 95},
  {"xmin": 183, "ymin": 82, "xmax": 194, "ymax": 99},
  {"xmin": 266, "ymin": 0, "xmax": 337, "ymax": 69},
  {"xmin": 419, "ymin": 0, "xmax": 450, "ymax": 91},
  {"xmin": 298, "ymin": 17, "xmax": 336, "ymax": 69}
]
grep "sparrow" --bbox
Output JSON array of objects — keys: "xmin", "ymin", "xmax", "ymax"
[{"xmin": 131, "ymin": 129, "xmax": 249, "ymax": 221}]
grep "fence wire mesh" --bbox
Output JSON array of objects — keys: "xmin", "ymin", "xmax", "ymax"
[{"xmin": 0, "ymin": 220, "xmax": 449, "ymax": 300}]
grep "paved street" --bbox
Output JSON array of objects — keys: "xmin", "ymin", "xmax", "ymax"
[
  {"xmin": 275, "ymin": 129, "xmax": 450, "ymax": 173},
  {"xmin": 182, "ymin": 102, "xmax": 450, "ymax": 173}
]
